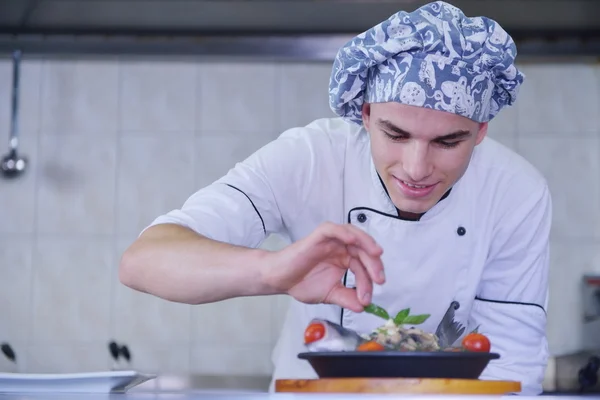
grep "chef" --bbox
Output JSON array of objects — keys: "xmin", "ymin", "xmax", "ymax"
[{"xmin": 119, "ymin": 1, "xmax": 551, "ymax": 395}]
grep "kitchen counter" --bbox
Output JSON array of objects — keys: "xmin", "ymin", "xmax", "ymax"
[
  {"xmin": 132, "ymin": 375, "xmax": 272, "ymax": 392},
  {"xmin": 1, "ymin": 374, "xmax": 599, "ymax": 399},
  {"xmin": 1, "ymin": 393, "xmax": 600, "ymax": 400}
]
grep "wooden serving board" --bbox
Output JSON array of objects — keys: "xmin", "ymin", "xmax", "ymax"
[{"xmin": 275, "ymin": 378, "xmax": 521, "ymax": 394}]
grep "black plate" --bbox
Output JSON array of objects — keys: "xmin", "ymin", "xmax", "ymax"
[{"xmin": 298, "ymin": 351, "xmax": 500, "ymax": 379}]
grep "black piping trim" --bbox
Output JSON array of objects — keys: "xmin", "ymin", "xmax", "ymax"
[
  {"xmin": 339, "ymin": 183, "xmax": 452, "ymax": 325},
  {"xmin": 340, "ymin": 272, "xmax": 348, "ymax": 326},
  {"xmin": 339, "ymin": 208, "xmax": 355, "ymax": 326},
  {"xmin": 474, "ymin": 296, "xmax": 546, "ymax": 314},
  {"xmin": 224, "ymin": 184, "xmax": 266, "ymax": 235},
  {"xmin": 348, "ymin": 206, "xmax": 409, "ymax": 221},
  {"xmin": 340, "ymin": 204, "xmax": 426, "ymax": 325}
]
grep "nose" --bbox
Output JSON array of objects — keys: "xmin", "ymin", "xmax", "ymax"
[{"xmin": 402, "ymin": 142, "xmax": 433, "ymax": 182}]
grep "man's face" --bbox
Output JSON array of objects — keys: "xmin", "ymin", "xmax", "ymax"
[{"xmin": 362, "ymin": 102, "xmax": 487, "ymax": 217}]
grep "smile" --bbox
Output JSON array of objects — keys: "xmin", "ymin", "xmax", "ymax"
[
  {"xmin": 402, "ymin": 181, "xmax": 432, "ymax": 189},
  {"xmin": 393, "ymin": 177, "xmax": 438, "ymax": 199}
]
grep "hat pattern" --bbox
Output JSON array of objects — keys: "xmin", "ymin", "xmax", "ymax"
[{"xmin": 328, "ymin": 1, "xmax": 525, "ymax": 124}]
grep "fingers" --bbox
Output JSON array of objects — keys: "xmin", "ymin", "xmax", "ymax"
[
  {"xmin": 342, "ymin": 224, "xmax": 383, "ymax": 257},
  {"xmin": 318, "ymin": 222, "xmax": 383, "ymax": 257},
  {"xmin": 314, "ymin": 223, "xmax": 385, "ymax": 285},
  {"xmin": 347, "ymin": 243, "xmax": 385, "ymax": 286},
  {"xmin": 325, "ymin": 285, "xmax": 364, "ymax": 313},
  {"xmin": 347, "ymin": 255, "xmax": 373, "ymax": 306}
]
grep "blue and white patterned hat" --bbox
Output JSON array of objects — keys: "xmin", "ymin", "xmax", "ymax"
[{"xmin": 329, "ymin": 1, "xmax": 524, "ymax": 125}]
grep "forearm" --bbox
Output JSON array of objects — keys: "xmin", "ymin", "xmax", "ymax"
[{"xmin": 118, "ymin": 223, "xmax": 282, "ymax": 304}]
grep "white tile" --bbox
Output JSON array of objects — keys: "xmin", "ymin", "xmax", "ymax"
[
  {"xmin": 36, "ymin": 135, "xmax": 117, "ymax": 234},
  {"xmin": 517, "ymin": 136, "xmax": 600, "ymax": 240},
  {"xmin": 0, "ymin": 130, "xmax": 38, "ymax": 234},
  {"xmin": 112, "ymin": 286, "xmax": 192, "ymax": 345},
  {"xmin": 26, "ymin": 343, "xmax": 110, "ymax": 373},
  {"xmin": 0, "ymin": 238, "xmax": 33, "ymax": 344},
  {"xmin": 486, "ymin": 100, "xmax": 518, "ymax": 150},
  {"xmin": 190, "ymin": 344, "xmax": 273, "ymax": 376},
  {"xmin": 116, "ymin": 136, "xmax": 195, "ymax": 234},
  {"xmin": 546, "ymin": 241, "xmax": 600, "ymax": 356},
  {"xmin": 197, "ymin": 62, "xmax": 278, "ymax": 134},
  {"xmin": 271, "ymin": 295, "xmax": 291, "ymax": 342},
  {"xmin": 0, "ymin": 341, "xmax": 25, "ymax": 373},
  {"xmin": 108, "ymin": 342, "xmax": 190, "ymax": 375},
  {"xmin": 194, "ymin": 133, "xmax": 274, "ymax": 189},
  {"xmin": 191, "ymin": 297, "xmax": 273, "ymax": 346},
  {"xmin": 112, "ymin": 239, "xmax": 191, "ymax": 345},
  {"xmin": 516, "ymin": 64, "xmax": 599, "ymax": 136},
  {"xmin": 31, "ymin": 238, "xmax": 113, "ymax": 344},
  {"xmin": 259, "ymin": 234, "xmax": 291, "ymax": 252},
  {"xmin": 279, "ymin": 62, "xmax": 334, "ymax": 130},
  {"xmin": 120, "ymin": 60, "xmax": 196, "ymax": 134},
  {"xmin": 41, "ymin": 59, "xmax": 119, "ymax": 136},
  {"xmin": 0, "ymin": 58, "xmax": 42, "ymax": 133}
]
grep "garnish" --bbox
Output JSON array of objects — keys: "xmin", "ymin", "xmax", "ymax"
[
  {"xmin": 364, "ymin": 303, "xmax": 430, "ymax": 326},
  {"xmin": 364, "ymin": 303, "xmax": 390, "ymax": 320}
]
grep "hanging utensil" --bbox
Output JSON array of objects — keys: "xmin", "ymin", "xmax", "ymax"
[
  {"xmin": 1, "ymin": 342, "xmax": 16, "ymax": 363},
  {"xmin": 1, "ymin": 49, "xmax": 27, "ymax": 178}
]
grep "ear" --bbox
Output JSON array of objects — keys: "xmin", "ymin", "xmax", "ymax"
[
  {"xmin": 475, "ymin": 122, "xmax": 488, "ymax": 145},
  {"xmin": 361, "ymin": 102, "xmax": 372, "ymax": 128}
]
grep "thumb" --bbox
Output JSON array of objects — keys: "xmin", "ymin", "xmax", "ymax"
[{"xmin": 324, "ymin": 285, "xmax": 365, "ymax": 313}]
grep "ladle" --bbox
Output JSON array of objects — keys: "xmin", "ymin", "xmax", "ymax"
[{"xmin": 1, "ymin": 49, "xmax": 27, "ymax": 178}]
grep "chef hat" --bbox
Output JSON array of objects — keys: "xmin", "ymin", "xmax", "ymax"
[{"xmin": 328, "ymin": 1, "xmax": 524, "ymax": 125}]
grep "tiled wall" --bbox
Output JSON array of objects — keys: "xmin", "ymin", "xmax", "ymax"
[{"xmin": 0, "ymin": 56, "xmax": 599, "ymax": 376}]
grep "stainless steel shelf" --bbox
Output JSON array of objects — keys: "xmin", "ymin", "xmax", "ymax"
[{"xmin": 0, "ymin": 32, "xmax": 599, "ymax": 60}]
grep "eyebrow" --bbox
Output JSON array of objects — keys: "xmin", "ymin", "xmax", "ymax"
[{"xmin": 377, "ymin": 119, "xmax": 472, "ymax": 141}]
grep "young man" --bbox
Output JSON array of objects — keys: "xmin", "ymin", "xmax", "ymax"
[{"xmin": 120, "ymin": 1, "xmax": 551, "ymax": 394}]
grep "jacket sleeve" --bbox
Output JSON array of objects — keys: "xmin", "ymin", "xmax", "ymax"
[
  {"xmin": 144, "ymin": 123, "xmax": 342, "ymax": 248},
  {"xmin": 469, "ymin": 180, "xmax": 552, "ymax": 395}
]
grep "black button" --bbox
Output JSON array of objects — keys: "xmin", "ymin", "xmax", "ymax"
[
  {"xmin": 357, "ymin": 213, "xmax": 367, "ymax": 223},
  {"xmin": 457, "ymin": 226, "xmax": 466, "ymax": 236}
]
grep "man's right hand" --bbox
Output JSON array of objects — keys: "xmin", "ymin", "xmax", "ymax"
[{"xmin": 262, "ymin": 222, "xmax": 385, "ymax": 312}]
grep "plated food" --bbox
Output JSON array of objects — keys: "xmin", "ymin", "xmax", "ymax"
[
  {"xmin": 303, "ymin": 303, "xmax": 491, "ymax": 353},
  {"xmin": 299, "ymin": 303, "xmax": 498, "ymax": 380}
]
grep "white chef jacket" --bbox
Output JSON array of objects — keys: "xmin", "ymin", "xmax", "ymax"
[{"xmin": 147, "ymin": 117, "xmax": 552, "ymax": 395}]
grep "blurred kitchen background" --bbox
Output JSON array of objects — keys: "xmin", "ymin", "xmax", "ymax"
[{"xmin": 0, "ymin": 0, "xmax": 599, "ymax": 394}]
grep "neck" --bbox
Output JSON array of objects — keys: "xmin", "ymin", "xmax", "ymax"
[{"xmin": 397, "ymin": 209, "xmax": 423, "ymax": 221}]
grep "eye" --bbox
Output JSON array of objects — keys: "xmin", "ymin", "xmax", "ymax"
[
  {"xmin": 437, "ymin": 141, "xmax": 461, "ymax": 149},
  {"xmin": 384, "ymin": 132, "xmax": 406, "ymax": 142}
]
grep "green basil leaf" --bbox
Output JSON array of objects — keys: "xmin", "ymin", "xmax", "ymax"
[
  {"xmin": 364, "ymin": 303, "xmax": 390, "ymax": 320},
  {"xmin": 393, "ymin": 308, "xmax": 410, "ymax": 325},
  {"xmin": 402, "ymin": 314, "xmax": 431, "ymax": 325}
]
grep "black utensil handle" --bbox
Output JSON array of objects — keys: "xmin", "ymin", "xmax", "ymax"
[
  {"xmin": 108, "ymin": 341, "xmax": 120, "ymax": 361},
  {"xmin": 120, "ymin": 345, "xmax": 131, "ymax": 362},
  {"xmin": 10, "ymin": 50, "xmax": 21, "ymax": 149},
  {"xmin": 1, "ymin": 342, "xmax": 16, "ymax": 362}
]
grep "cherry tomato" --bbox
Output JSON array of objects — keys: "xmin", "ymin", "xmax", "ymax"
[
  {"xmin": 461, "ymin": 333, "xmax": 491, "ymax": 352},
  {"xmin": 304, "ymin": 322, "xmax": 326, "ymax": 344},
  {"xmin": 357, "ymin": 341, "xmax": 385, "ymax": 352}
]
